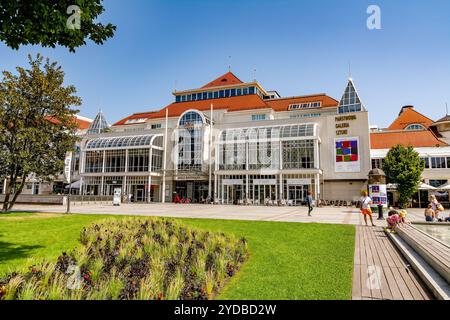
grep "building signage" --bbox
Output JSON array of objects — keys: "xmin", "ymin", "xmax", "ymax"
[
  {"xmin": 286, "ymin": 179, "xmax": 312, "ymax": 185},
  {"xmin": 223, "ymin": 179, "xmax": 244, "ymax": 186},
  {"xmin": 64, "ymin": 152, "xmax": 72, "ymax": 184},
  {"xmin": 334, "ymin": 137, "xmax": 361, "ymax": 173},
  {"xmin": 335, "ymin": 115, "xmax": 357, "ymax": 136},
  {"xmin": 253, "ymin": 179, "xmax": 277, "ymax": 185}
]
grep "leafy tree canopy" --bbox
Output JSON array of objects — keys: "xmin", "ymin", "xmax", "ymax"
[
  {"xmin": 382, "ymin": 145, "xmax": 425, "ymax": 208},
  {"xmin": 0, "ymin": 54, "xmax": 81, "ymax": 211},
  {"xmin": 0, "ymin": 0, "xmax": 115, "ymax": 52}
]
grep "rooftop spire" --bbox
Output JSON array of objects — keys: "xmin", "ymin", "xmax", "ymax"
[
  {"xmin": 338, "ymin": 78, "xmax": 365, "ymax": 113},
  {"xmin": 87, "ymin": 110, "xmax": 109, "ymax": 134}
]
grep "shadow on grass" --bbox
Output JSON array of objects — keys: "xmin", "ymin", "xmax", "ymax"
[{"xmin": 0, "ymin": 238, "xmax": 44, "ymax": 265}]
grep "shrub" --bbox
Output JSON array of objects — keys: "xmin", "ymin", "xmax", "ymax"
[{"xmin": 0, "ymin": 218, "xmax": 249, "ymax": 300}]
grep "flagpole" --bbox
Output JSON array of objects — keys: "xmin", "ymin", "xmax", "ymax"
[
  {"xmin": 208, "ymin": 103, "xmax": 214, "ymax": 202},
  {"xmin": 162, "ymin": 108, "xmax": 169, "ymax": 203}
]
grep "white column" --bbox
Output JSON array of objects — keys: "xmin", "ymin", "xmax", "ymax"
[
  {"xmin": 79, "ymin": 177, "xmax": 83, "ymax": 196},
  {"xmin": 316, "ymin": 173, "xmax": 321, "ymax": 200},
  {"xmin": 314, "ymin": 139, "xmax": 320, "ymax": 169},
  {"xmin": 162, "ymin": 109, "xmax": 169, "ymax": 203},
  {"xmin": 208, "ymin": 104, "xmax": 214, "ymax": 199},
  {"xmin": 279, "ymin": 173, "xmax": 283, "ymax": 200},
  {"xmin": 100, "ymin": 176, "xmax": 104, "ymax": 195},
  {"xmin": 2, "ymin": 179, "xmax": 6, "ymax": 194}
]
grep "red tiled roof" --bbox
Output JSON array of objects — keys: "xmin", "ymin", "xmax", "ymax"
[
  {"xmin": 387, "ymin": 107, "xmax": 434, "ymax": 130},
  {"xmin": 46, "ymin": 115, "xmax": 92, "ymax": 130},
  {"xmin": 113, "ymin": 93, "xmax": 340, "ymax": 126},
  {"xmin": 201, "ymin": 72, "xmax": 243, "ymax": 89},
  {"xmin": 113, "ymin": 95, "xmax": 270, "ymax": 126},
  {"xmin": 371, "ymin": 130, "xmax": 447, "ymax": 149},
  {"xmin": 266, "ymin": 95, "xmax": 339, "ymax": 112}
]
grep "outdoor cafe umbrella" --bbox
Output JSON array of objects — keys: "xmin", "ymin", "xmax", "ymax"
[
  {"xmin": 418, "ymin": 182, "xmax": 437, "ymax": 190},
  {"xmin": 437, "ymin": 182, "xmax": 450, "ymax": 190}
]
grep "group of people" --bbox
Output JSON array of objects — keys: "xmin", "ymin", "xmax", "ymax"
[
  {"xmin": 424, "ymin": 194, "xmax": 450, "ymax": 222},
  {"xmin": 360, "ymin": 191, "xmax": 450, "ymax": 230}
]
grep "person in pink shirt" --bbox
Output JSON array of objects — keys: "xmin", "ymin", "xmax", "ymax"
[{"xmin": 386, "ymin": 210, "xmax": 401, "ymax": 232}]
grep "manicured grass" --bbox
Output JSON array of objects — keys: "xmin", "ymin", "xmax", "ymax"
[{"xmin": 0, "ymin": 212, "xmax": 355, "ymax": 300}]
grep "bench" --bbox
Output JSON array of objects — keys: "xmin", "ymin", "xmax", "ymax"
[{"xmin": 396, "ymin": 224, "xmax": 450, "ymax": 284}]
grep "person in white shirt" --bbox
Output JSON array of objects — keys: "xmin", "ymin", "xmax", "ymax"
[{"xmin": 360, "ymin": 191, "xmax": 376, "ymax": 227}]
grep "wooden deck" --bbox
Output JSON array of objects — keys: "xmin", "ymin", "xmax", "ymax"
[{"xmin": 352, "ymin": 225, "xmax": 433, "ymax": 300}]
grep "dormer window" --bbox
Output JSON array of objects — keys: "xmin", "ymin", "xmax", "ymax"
[{"xmin": 405, "ymin": 124, "xmax": 425, "ymax": 131}]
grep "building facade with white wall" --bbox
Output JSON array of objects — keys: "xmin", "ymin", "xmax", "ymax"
[{"xmin": 78, "ymin": 72, "xmax": 372, "ymax": 204}]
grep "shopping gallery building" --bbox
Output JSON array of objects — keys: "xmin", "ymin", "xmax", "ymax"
[
  {"xmin": 3, "ymin": 72, "xmax": 450, "ymax": 207},
  {"xmin": 77, "ymin": 72, "xmax": 372, "ymax": 205}
]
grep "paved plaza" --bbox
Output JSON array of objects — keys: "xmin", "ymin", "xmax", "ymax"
[{"xmin": 10, "ymin": 203, "xmax": 429, "ymax": 226}]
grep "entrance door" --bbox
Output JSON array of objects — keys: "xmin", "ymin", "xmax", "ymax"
[
  {"xmin": 288, "ymin": 185, "xmax": 307, "ymax": 206},
  {"xmin": 136, "ymin": 188, "xmax": 145, "ymax": 202}
]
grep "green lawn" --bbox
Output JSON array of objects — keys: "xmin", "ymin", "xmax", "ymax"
[{"xmin": 0, "ymin": 212, "xmax": 355, "ymax": 300}]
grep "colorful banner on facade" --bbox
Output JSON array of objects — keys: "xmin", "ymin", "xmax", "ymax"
[{"xmin": 334, "ymin": 137, "xmax": 361, "ymax": 173}]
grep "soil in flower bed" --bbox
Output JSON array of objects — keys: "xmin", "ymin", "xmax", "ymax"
[{"xmin": 0, "ymin": 217, "xmax": 249, "ymax": 300}]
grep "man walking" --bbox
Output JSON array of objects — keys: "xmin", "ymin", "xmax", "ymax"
[{"xmin": 307, "ymin": 191, "xmax": 314, "ymax": 216}]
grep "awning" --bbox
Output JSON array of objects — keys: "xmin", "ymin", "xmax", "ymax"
[
  {"xmin": 437, "ymin": 182, "xmax": 450, "ymax": 190},
  {"xmin": 387, "ymin": 183, "xmax": 437, "ymax": 190},
  {"xmin": 418, "ymin": 183, "xmax": 437, "ymax": 190},
  {"xmin": 65, "ymin": 180, "xmax": 81, "ymax": 189}
]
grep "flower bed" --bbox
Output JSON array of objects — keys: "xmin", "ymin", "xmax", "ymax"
[{"xmin": 0, "ymin": 218, "xmax": 248, "ymax": 300}]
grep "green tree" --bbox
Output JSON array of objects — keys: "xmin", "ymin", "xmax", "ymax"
[
  {"xmin": 0, "ymin": 54, "xmax": 81, "ymax": 212},
  {"xmin": 382, "ymin": 145, "xmax": 425, "ymax": 208},
  {"xmin": 0, "ymin": 0, "xmax": 115, "ymax": 52}
]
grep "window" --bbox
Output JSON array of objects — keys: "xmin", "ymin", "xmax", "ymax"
[
  {"xmin": 85, "ymin": 151, "xmax": 103, "ymax": 173},
  {"xmin": 282, "ymin": 140, "xmax": 315, "ymax": 169},
  {"xmin": 105, "ymin": 150, "xmax": 126, "ymax": 172},
  {"xmin": 177, "ymin": 111, "xmax": 205, "ymax": 171},
  {"xmin": 290, "ymin": 113, "xmax": 321, "ymax": 119},
  {"xmin": 405, "ymin": 124, "xmax": 425, "ymax": 131},
  {"xmin": 237, "ymin": 88, "xmax": 242, "ymax": 96},
  {"xmin": 431, "ymin": 157, "xmax": 447, "ymax": 169},
  {"xmin": 175, "ymin": 96, "xmax": 181, "ymax": 103},
  {"xmin": 288, "ymin": 102, "xmax": 322, "ymax": 110},
  {"xmin": 230, "ymin": 89, "xmax": 236, "ymax": 97},
  {"xmin": 371, "ymin": 158, "xmax": 383, "ymax": 169},
  {"xmin": 151, "ymin": 123, "xmax": 162, "ymax": 129},
  {"xmin": 128, "ymin": 149, "xmax": 149, "ymax": 172},
  {"xmin": 249, "ymin": 87, "xmax": 255, "ymax": 94},
  {"xmin": 429, "ymin": 180, "xmax": 447, "ymax": 188},
  {"xmin": 125, "ymin": 118, "xmax": 147, "ymax": 125},
  {"xmin": 251, "ymin": 114, "xmax": 266, "ymax": 121}
]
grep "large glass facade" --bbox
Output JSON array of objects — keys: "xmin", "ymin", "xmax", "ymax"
[
  {"xmin": 218, "ymin": 124, "xmax": 317, "ymax": 171},
  {"xmin": 177, "ymin": 111, "xmax": 206, "ymax": 171},
  {"xmin": 81, "ymin": 134, "xmax": 164, "ymax": 201}
]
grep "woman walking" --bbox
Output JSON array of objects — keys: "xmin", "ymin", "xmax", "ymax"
[{"xmin": 360, "ymin": 191, "xmax": 376, "ymax": 227}]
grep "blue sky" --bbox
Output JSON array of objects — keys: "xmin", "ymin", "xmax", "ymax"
[{"xmin": 0, "ymin": 0, "xmax": 449, "ymax": 127}]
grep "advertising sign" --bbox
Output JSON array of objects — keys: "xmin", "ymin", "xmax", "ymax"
[
  {"xmin": 113, "ymin": 188, "xmax": 122, "ymax": 206},
  {"xmin": 64, "ymin": 152, "xmax": 73, "ymax": 184},
  {"xmin": 369, "ymin": 184, "xmax": 388, "ymax": 208},
  {"xmin": 334, "ymin": 137, "xmax": 361, "ymax": 173}
]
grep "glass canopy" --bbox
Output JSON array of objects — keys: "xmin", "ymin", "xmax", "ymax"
[
  {"xmin": 85, "ymin": 135, "xmax": 162, "ymax": 150},
  {"xmin": 220, "ymin": 123, "xmax": 317, "ymax": 143}
]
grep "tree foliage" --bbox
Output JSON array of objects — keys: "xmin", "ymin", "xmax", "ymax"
[
  {"xmin": 0, "ymin": 54, "xmax": 81, "ymax": 212},
  {"xmin": 0, "ymin": 0, "xmax": 115, "ymax": 52},
  {"xmin": 382, "ymin": 145, "xmax": 425, "ymax": 208}
]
